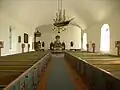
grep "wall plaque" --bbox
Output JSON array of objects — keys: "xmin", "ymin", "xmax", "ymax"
[{"xmin": 18, "ymin": 36, "xmax": 21, "ymax": 43}]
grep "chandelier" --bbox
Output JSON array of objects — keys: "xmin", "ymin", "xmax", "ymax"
[{"xmin": 53, "ymin": 0, "xmax": 74, "ymax": 33}]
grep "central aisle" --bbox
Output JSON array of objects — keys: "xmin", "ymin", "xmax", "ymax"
[{"xmin": 46, "ymin": 54, "xmax": 75, "ymax": 90}]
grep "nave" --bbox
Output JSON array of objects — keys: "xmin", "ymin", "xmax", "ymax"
[
  {"xmin": 0, "ymin": 51, "xmax": 88, "ymax": 90},
  {"xmin": 0, "ymin": 0, "xmax": 120, "ymax": 90}
]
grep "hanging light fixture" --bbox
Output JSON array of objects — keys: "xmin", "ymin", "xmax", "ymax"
[{"xmin": 53, "ymin": 0, "xmax": 74, "ymax": 33}]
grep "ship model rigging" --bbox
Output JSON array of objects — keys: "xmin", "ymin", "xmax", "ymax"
[{"xmin": 53, "ymin": 0, "xmax": 74, "ymax": 33}]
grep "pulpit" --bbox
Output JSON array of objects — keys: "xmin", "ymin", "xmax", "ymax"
[
  {"xmin": 36, "ymin": 41, "xmax": 41, "ymax": 51},
  {"xmin": 34, "ymin": 30, "xmax": 41, "ymax": 51}
]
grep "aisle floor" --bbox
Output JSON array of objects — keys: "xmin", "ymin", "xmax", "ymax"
[
  {"xmin": 37, "ymin": 54, "xmax": 88, "ymax": 90},
  {"xmin": 46, "ymin": 54, "xmax": 75, "ymax": 90}
]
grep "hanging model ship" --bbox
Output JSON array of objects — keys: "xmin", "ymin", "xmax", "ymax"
[
  {"xmin": 53, "ymin": 8, "xmax": 74, "ymax": 33},
  {"xmin": 53, "ymin": 17, "xmax": 74, "ymax": 27}
]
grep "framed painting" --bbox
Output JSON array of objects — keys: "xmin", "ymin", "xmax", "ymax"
[{"xmin": 24, "ymin": 33, "xmax": 28, "ymax": 43}]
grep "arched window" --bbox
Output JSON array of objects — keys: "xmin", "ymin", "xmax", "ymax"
[
  {"xmin": 100, "ymin": 24, "xmax": 110, "ymax": 53},
  {"xmin": 83, "ymin": 33, "xmax": 87, "ymax": 50}
]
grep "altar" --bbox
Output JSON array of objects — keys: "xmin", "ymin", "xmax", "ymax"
[{"xmin": 50, "ymin": 35, "xmax": 65, "ymax": 51}]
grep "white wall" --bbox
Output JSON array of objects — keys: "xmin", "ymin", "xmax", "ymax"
[
  {"xmin": 0, "ymin": 13, "xmax": 34, "ymax": 56},
  {"xmin": 85, "ymin": 13, "xmax": 120, "ymax": 55},
  {"xmin": 36, "ymin": 24, "xmax": 81, "ymax": 50}
]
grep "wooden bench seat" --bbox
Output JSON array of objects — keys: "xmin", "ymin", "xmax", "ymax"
[
  {"xmin": 83, "ymin": 59, "xmax": 120, "ymax": 76},
  {"xmin": 0, "ymin": 66, "xmax": 30, "ymax": 68},
  {"xmin": 94, "ymin": 64, "xmax": 120, "ymax": 70},
  {"xmin": 86, "ymin": 60, "xmax": 120, "ymax": 64},
  {"xmin": 0, "ymin": 65, "xmax": 32, "ymax": 72},
  {"xmin": 0, "ymin": 63, "xmax": 33, "ymax": 66},
  {"xmin": 0, "ymin": 66, "xmax": 28, "ymax": 71},
  {"xmin": 0, "ymin": 70, "xmax": 24, "ymax": 73},
  {"xmin": 0, "ymin": 72, "xmax": 22, "ymax": 85},
  {"xmin": 0, "ymin": 51, "xmax": 50, "ymax": 90},
  {"xmin": 76, "ymin": 56, "xmax": 109, "ymax": 58},
  {"xmin": 70, "ymin": 52, "xmax": 118, "ymax": 58},
  {"xmin": 109, "ymin": 71, "xmax": 120, "ymax": 79},
  {"xmin": 0, "ymin": 51, "xmax": 48, "ymax": 60},
  {"xmin": 0, "ymin": 59, "xmax": 37, "ymax": 62},
  {"xmin": 0, "ymin": 55, "xmax": 42, "ymax": 60},
  {"xmin": 65, "ymin": 52, "xmax": 120, "ymax": 90},
  {"xmin": 0, "ymin": 61, "xmax": 36, "ymax": 65},
  {"xmin": 82, "ymin": 57, "xmax": 114, "ymax": 59}
]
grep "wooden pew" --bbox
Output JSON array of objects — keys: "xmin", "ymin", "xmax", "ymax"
[
  {"xmin": 64, "ymin": 52, "xmax": 120, "ymax": 90},
  {"xmin": 69, "ymin": 51, "xmax": 118, "ymax": 58},
  {"xmin": 0, "ymin": 64, "xmax": 34, "ymax": 88},
  {"xmin": 0, "ymin": 65, "xmax": 34, "ymax": 89},
  {"xmin": 0, "ymin": 61, "xmax": 37, "ymax": 66},
  {"xmin": 93, "ymin": 64, "xmax": 120, "ymax": 90},
  {"xmin": 0, "ymin": 72, "xmax": 23, "ymax": 89},
  {"xmin": 0, "ymin": 66, "xmax": 29, "ymax": 71},
  {"xmin": 0, "ymin": 51, "xmax": 48, "ymax": 60},
  {"xmin": 1, "ymin": 51, "xmax": 51, "ymax": 90},
  {"xmin": 81, "ymin": 59, "xmax": 120, "ymax": 90},
  {"xmin": 86, "ymin": 59, "xmax": 120, "ymax": 64}
]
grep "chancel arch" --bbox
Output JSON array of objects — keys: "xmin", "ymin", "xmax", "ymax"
[{"xmin": 100, "ymin": 24, "xmax": 110, "ymax": 53}]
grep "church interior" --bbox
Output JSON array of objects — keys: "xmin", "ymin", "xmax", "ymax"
[{"xmin": 0, "ymin": 0, "xmax": 120, "ymax": 90}]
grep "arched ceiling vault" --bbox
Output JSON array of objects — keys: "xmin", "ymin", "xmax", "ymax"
[{"xmin": 0, "ymin": 0, "xmax": 120, "ymax": 30}]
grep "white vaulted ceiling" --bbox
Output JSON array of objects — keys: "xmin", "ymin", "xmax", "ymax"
[{"xmin": 0, "ymin": 0, "xmax": 120, "ymax": 30}]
